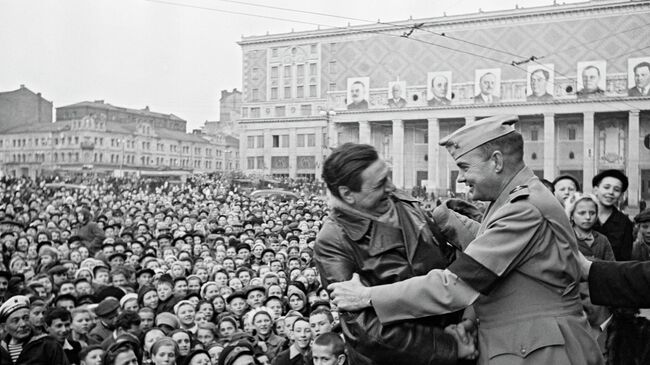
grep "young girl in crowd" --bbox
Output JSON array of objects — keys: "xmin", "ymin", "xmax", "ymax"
[{"xmin": 566, "ymin": 193, "xmax": 615, "ymax": 261}]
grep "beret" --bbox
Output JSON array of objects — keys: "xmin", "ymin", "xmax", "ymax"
[
  {"xmin": 226, "ymin": 290, "xmax": 247, "ymax": 304},
  {"xmin": 47, "ymin": 265, "xmax": 68, "ymax": 275},
  {"xmin": 120, "ymin": 293, "xmax": 138, "ymax": 308},
  {"xmin": 219, "ymin": 343, "xmax": 255, "ymax": 365},
  {"xmin": 156, "ymin": 312, "xmax": 180, "ymax": 329},
  {"xmin": 0, "ymin": 295, "xmax": 30, "ymax": 323},
  {"xmin": 439, "ymin": 114, "xmax": 518, "ymax": 159},
  {"xmin": 592, "ymin": 169, "xmax": 629, "ymax": 192},
  {"xmin": 635, "ymin": 209, "xmax": 650, "ymax": 224}
]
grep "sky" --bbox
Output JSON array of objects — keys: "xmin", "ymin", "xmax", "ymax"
[{"xmin": 0, "ymin": 0, "xmax": 584, "ymax": 131}]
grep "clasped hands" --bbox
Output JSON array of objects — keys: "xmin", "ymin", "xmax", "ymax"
[{"xmin": 329, "ymin": 273, "xmax": 479, "ymax": 360}]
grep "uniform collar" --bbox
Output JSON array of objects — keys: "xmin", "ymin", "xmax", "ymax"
[{"xmin": 483, "ymin": 166, "xmax": 533, "ymax": 222}]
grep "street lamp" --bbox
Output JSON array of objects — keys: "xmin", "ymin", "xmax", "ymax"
[{"xmin": 319, "ymin": 110, "xmax": 337, "ymax": 150}]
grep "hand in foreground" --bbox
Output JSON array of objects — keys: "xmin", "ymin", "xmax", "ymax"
[
  {"xmin": 575, "ymin": 250, "xmax": 593, "ymax": 281},
  {"xmin": 328, "ymin": 273, "xmax": 372, "ymax": 311},
  {"xmin": 445, "ymin": 323, "xmax": 479, "ymax": 360}
]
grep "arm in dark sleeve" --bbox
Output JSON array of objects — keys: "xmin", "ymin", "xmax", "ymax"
[
  {"xmin": 314, "ymin": 226, "xmax": 459, "ymax": 365},
  {"xmin": 589, "ymin": 260, "xmax": 650, "ymax": 308},
  {"xmin": 620, "ymin": 219, "xmax": 634, "ymax": 261}
]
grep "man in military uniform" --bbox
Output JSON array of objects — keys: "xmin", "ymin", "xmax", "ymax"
[{"xmin": 329, "ymin": 115, "xmax": 603, "ymax": 364}]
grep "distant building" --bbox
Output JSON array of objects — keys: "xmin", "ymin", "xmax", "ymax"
[
  {"xmin": 0, "ymin": 99, "xmax": 226, "ymax": 178},
  {"xmin": 201, "ymin": 88, "xmax": 242, "ymax": 172},
  {"xmin": 0, "ymin": 85, "xmax": 52, "ymax": 131},
  {"xmin": 238, "ymin": 0, "xmax": 650, "ymax": 206}
]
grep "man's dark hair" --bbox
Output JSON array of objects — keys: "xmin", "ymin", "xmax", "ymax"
[
  {"xmin": 313, "ymin": 332, "xmax": 345, "ymax": 356},
  {"xmin": 476, "ymin": 132, "xmax": 524, "ymax": 165},
  {"xmin": 79, "ymin": 345, "xmax": 104, "ymax": 361},
  {"xmin": 634, "ymin": 61, "xmax": 650, "ymax": 74},
  {"xmin": 115, "ymin": 310, "xmax": 141, "ymax": 331},
  {"xmin": 54, "ymin": 294, "xmax": 77, "ymax": 307},
  {"xmin": 583, "ymin": 65, "xmax": 601, "ymax": 77},
  {"xmin": 531, "ymin": 69, "xmax": 550, "ymax": 81},
  {"xmin": 44, "ymin": 307, "xmax": 72, "ymax": 326},
  {"xmin": 309, "ymin": 308, "xmax": 334, "ymax": 323},
  {"xmin": 322, "ymin": 143, "xmax": 379, "ymax": 199}
]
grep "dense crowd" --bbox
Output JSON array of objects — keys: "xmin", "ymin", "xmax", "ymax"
[
  {"xmin": 0, "ymin": 175, "xmax": 345, "ymax": 365},
  {"xmin": 0, "ymin": 164, "xmax": 648, "ymax": 365}
]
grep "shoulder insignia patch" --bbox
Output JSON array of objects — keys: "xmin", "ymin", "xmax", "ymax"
[{"xmin": 509, "ymin": 185, "xmax": 529, "ymax": 202}]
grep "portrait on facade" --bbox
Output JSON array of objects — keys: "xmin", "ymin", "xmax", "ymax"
[
  {"xmin": 527, "ymin": 64, "xmax": 554, "ymax": 101},
  {"xmin": 577, "ymin": 61, "xmax": 606, "ymax": 99},
  {"xmin": 627, "ymin": 57, "xmax": 650, "ymax": 97},
  {"xmin": 474, "ymin": 68, "xmax": 501, "ymax": 104},
  {"xmin": 347, "ymin": 77, "xmax": 370, "ymax": 110},
  {"xmin": 427, "ymin": 72, "xmax": 452, "ymax": 107},
  {"xmin": 387, "ymin": 81, "xmax": 407, "ymax": 108}
]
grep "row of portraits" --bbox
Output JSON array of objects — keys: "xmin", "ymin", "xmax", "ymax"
[{"xmin": 346, "ymin": 57, "xmax": 650, "ymax": 110}]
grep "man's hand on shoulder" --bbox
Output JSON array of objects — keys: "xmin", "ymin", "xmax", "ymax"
[{"xmin": 328, "ymin": 273, "xmax": 372, "ymax": 311}]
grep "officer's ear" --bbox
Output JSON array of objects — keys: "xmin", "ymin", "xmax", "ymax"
[
  {"xmin": 337, "ymin": 186, "xmax": 355, "ymax": 206},
  {"xmin": 337, "ymin": 354, "xmax": 347, "ymax": 365},
  {"xmin": 490, "ymin": 150, "xmax": 504, "ymax": 173}
]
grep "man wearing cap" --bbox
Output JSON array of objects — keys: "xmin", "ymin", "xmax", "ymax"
[
  {"xmin": 316, "ymin": 143, "xmax": 470, "ymax": 365},
  {"xmin": 631, "ymin": 209, "xmax": 650, "ymax": 261},
  {"xmin": 329, "ymin": 115, "xmax": 603, "ymax": 364},
  {"xmin": 592, "ymin": 169, "xmax": 634, "ymax": 261},
  {"xmin": 0, "ymin": 295, "xmax": 70, "ymax": 364},
  {"xmin": 89, "ymin": 298, "xmax": 120, "ymax": 344}
]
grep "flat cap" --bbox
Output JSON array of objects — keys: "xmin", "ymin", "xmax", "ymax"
[
  {"xmin": 592, "ymin": 169, "xmax": 629, "ymax": 192},
  {"xmin": 439, "ymin": 115, "xmax": 518, "ymax": 159},
  {"xmin": 635, "ymin": 209, "xmax": 650, "ymax": 224},
  {"xmin": 95, "ymin": 298, "xmax": 120, "ymax": 317}
]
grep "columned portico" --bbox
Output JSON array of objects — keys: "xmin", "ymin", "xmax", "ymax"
[
  {"xmin": 583, "ymin": 112, "xmax": 595, "ymax": 191},
  {"xmin": 628, "ymin": 110, "xmax": 640, "ymax": 207},
  {"xmin": 543, "ymin": 113, "xmax": 556, "ymax": 180},
  {"xmin": 392, "ymin": 119, "xmax": 404, "ymax": 189}
]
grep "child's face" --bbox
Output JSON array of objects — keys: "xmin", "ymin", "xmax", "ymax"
[
  {"xmin": 639, "ymin": 222, "xmax": 650, "ymax": 244},
  {"xmin": 81, "ymin": 349, "xmax": 104, "ymax": 365},
  {"xmin": 573, "ymin": 200, "xmax": 597, "ymax": 231},
  {"xmin": 157, "ymin": 283, "xmax": 173, "ymax": 301}
]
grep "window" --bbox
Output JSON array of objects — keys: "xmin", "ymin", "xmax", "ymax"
[
  {"xmin": 300, "ymin": 104, "xmax": 311, "ymax": 116},
  {"xmin": 256, "ymin": 136, "xmax": 264, "ymax": 148},
  {"xmin": 284, "ymin": 65, "xmax": 291, "ymax": 78},
  {"xmin": 251, "ymin": 89, "xmax": 259, "ymax": 101},
  {"xmin": 273, "ymin": 135, "xmax": 280, "ymax": 148},
  {"xmin": 531, "ymin": 129, "xmax": 538, "ymax": 141},
  {"xmin": 271, "ymin": 87, "xmax": 278, "ymax": 100},
  {"xmin": 309, "ymin": 63, "xmax": 317, "ymax": 76},
  {"xmin": 297, "ymin": 86, "xmax": 304, "ymax": 98},
  {"xmin": 252, "ymin": 67, "xmax": 259, "ymax": 80},
  {"xmin": 568, "ymin": 127, "xmax": 576, "ymax": 140},
  {"xmin": 329, "ymin": 61, "xmax": 337, "ymax": 74},
  {"xmin": 329, "ymin": 83, "xmax": 337, "ymax": 91},
  {"xmin": 297, "ymin": 134, "xmax": 305, "ymax": 147},
  {"xmin": 309, "ymin": 84, "xmax": 317, "ymax": 97},
  {"xmin": 281, "ymin": 134, "xmax": 289, "ymax": 147},
  {"xmin": 275, "ymin": 106, "xmax": 286, "ymax": 117},
  {"xmin": 250, "ymin": 107, "xmax": 260, "ymax": 118},
  {"xmin": 271, "ymin": 66, "xmax": 279, "ymax": 78},
  {"xmin": 256, "ymin": 156, "xmax": 265, "ymax": 169},
  {"xmin": 307, "ymin": 134, "xmax": 316, "ymax": 147},
  {"xmin": 284, "ymin": 86, "xmax": 291, "ymax": 99},
  {"xmin": 297, "ymin": 64, "xmax": 304, "ymax": 77},
  {"xmin": 272, "ymin": 48, "xmax": 278, "ymax": 57},
  {"xmin": 311, "ymin": 44, "xmax": 317, "ymax": 53}
]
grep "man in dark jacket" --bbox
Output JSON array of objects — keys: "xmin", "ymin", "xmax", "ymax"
[
  {"xmin": 0, "ymin": 295, "xmax": 70, "ymax": 364},
  {"xmin": 76, "ymin": 208, "xmax": 105, "ymax": 255},
  {"xmin": 314, "ymin": 143, "xmax": 474, "ymax": 365}
]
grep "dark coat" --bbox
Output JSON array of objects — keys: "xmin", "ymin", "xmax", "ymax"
[
  {"xmin": 589, "ymin": 261, "xmax": 650, "ymax": 308},
  {"xmin": 0, "ymin": 333, "xmax": 70, "ymax": 365},
  {"xmin": 314, "ymin": 191, "xmax": 461, "ymax": 365},
  {"xmin": 593, "ymin": 207, "xmax": 634, "ymax": 261}
]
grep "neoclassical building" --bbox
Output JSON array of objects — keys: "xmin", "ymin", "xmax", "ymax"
[{"xmin": 238, "ymin": 0, "xmax": 650, "ymax": 207}]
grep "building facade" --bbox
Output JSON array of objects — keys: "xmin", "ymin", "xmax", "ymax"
[
  {"xmin": 0, "ymin": 100, "xmax": 228, "ymax": 178},
  {"xmin": 238, "ymin": 0, "xmax": 650, "ymax": 206},
  {"xmin": 0, "ymin": 85, "xmax": 52, "ymax": 131}
]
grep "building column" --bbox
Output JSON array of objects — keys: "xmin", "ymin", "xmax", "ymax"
[
  {"xmin": 465, "ymin": 116, "xmax": 475, "ymax": 125},
  {"xmin": 582, "ymin": 112, "xmax": 595, "ymax": 192},
  {"xmin": 427, "ymin": 118, "xmax": 440, "ymax": 191},
  {"xmin": 289, "ymin": 128, "xmax": 297, "ymax": 179},
  {"xmin": 543, "ymin": 113, "xmax": 556, "ymax": 180},
  {"xmin": 328, "ymin": 122, "xmax": 338, "ymax": 149},
  {"xmin": 264, "ymin": 129, "xmax": 272, "ymax": 175},
  {"xmin": 315, "ymin": 128, "xmax": 324, "ymax": 180},
  {"xmin": 627, "ymin": 110, "xmax": 640, "ymax": 208},
  {"xmin": 358, "ymin": 121, "xmax": 371, "ymax": 145},
  {"xmin": 392, "ymin": 119, "xmax": 405, "ymax": 189}
]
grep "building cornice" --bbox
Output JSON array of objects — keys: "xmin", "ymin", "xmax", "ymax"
[{"xmin": 238, "ymin": 0, "xmax": 650, "ymax": 46}]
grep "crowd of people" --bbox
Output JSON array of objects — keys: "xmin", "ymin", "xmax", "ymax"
[
  {"xmin": 0, "ymin": 175, "xmax": 348, "ymax": 365},
  {"xmin": 0, "ymin": 136, "xmax": 649, "ymax": 365}
]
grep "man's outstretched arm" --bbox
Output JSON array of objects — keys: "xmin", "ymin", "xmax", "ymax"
[{"xmin": 588, "ymin": 260, "xmax": 650, "ymax": 308}]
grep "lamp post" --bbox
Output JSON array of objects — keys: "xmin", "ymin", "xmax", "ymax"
[{"xmin": 319, "ymin": 110, "xmax": 337, "ymax": 150}]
